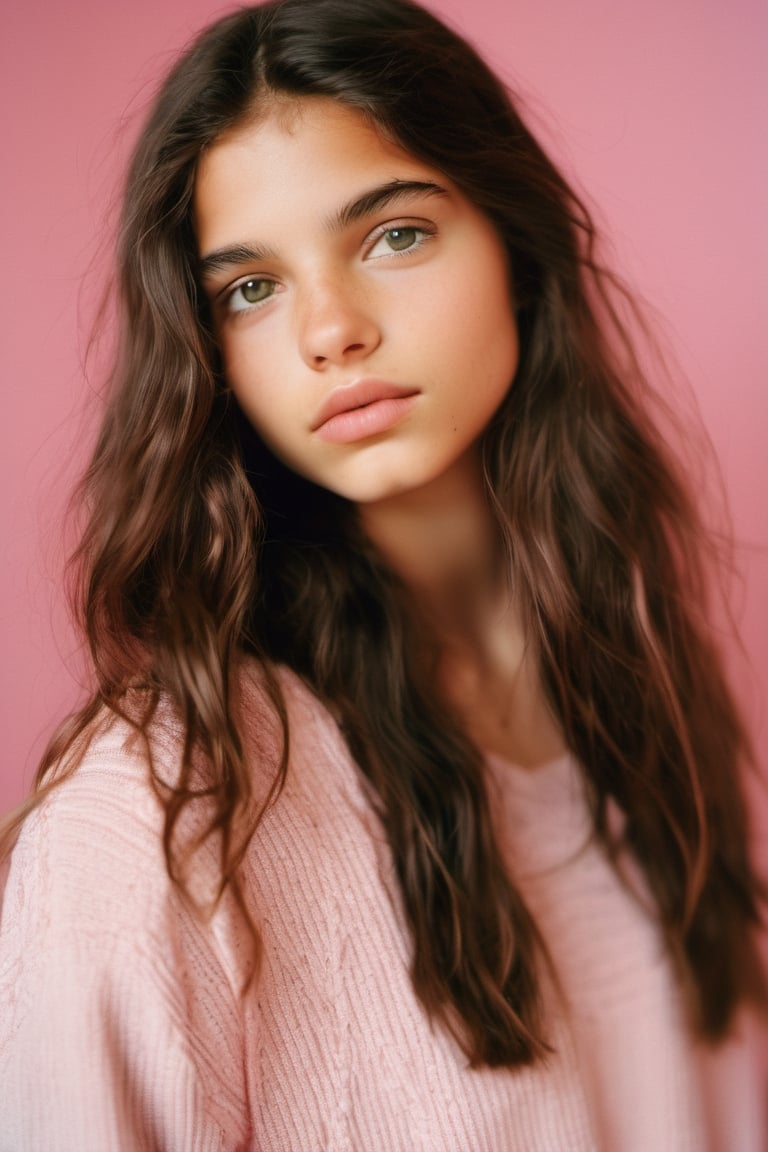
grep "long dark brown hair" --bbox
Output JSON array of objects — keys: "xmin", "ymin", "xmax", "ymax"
[{"xmin": 3, "ymin": 0, "xmax": 765, "ymax": 1068}]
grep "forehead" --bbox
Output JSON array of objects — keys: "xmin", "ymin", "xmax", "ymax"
[{"xmin": 194, "ymin": 97, "xmax": 445, "ymax": 249}]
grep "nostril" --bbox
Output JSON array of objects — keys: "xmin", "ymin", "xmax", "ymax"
[
  {"xmin": 313, "ymin": 342, "xmax": 366, "ymax": 368},
  {"xmin": 300, "ymin": 309, "xmax": 381, "ymax": 369}
]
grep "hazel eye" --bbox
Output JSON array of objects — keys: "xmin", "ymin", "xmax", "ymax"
[
  {"xmin": 384, "ymin": 227, "xmax": 419, "ymax": 251},
  {"xmin": 229, "ymin": 278, "xmax": 276, "ymax": 312},
  {"xmin": 367, "ymin": 225, "xmax": 430, "ymax": 259}
]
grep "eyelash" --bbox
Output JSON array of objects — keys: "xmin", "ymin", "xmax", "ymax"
[
  {"xmin": 221, "ymin": 219, "xmax": 436, "ymax": 317},
  {"xmin": 225, "ymin": 277, "xmax": 278, "ymax": 315},
  {"xmin": 364, "ymin": 222, "xmax": 434, "ymax": 259}
]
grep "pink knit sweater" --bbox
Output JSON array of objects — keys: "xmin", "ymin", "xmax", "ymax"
[{"xmin": 1, "ymin": 665, "xmax": 765, "ymax": 1150}]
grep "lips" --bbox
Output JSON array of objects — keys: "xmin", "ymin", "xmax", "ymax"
[
  {"xmin": 311, "ymin": 379, "xmax": 421, "ymax": 444},
  {"xmin": 312, "ymin": 379, "xmax": 420, "ymax": 430}
]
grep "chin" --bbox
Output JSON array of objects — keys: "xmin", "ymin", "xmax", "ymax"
[{"xmin": 333, "ymin": 470, "xmax": 447, "ymax": 508}]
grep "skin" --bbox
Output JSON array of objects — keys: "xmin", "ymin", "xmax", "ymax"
[
  {"xmin": 195, "ymin": 97, "xmax": 565, "ymax": 768},
  {"xmin": 195, "ymin": 97, "xmax": 519, "ymax": 506}
]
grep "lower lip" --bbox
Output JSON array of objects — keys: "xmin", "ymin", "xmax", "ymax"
[{"xmin": 315, "ymin": 394, "xmax": 419, "ymax": 444}]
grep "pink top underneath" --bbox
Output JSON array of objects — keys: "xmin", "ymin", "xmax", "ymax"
[{"xmin": 1, "ymin": 665, "xmax": 765, "ymax": 1150}]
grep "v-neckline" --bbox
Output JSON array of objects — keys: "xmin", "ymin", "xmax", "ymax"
[{"xmin": 484, "ymin": 750, "xmax": 596, "ymax": 877}]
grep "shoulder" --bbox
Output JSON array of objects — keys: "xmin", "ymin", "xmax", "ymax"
[
  {"xmin": 238, "ymin": 659, "xmax": 342, "ymax": 754},
  {"xmin": 241, "ymin": 660, "xmax": 376, "ymax": 826},
  {"xmin": 0, "ymin": 665, "xmax": 352, "ymax": 941},
  {"xmin": 1, "ymin": 710, "xmax": 172, "ymax": 960},
  {"xmin": 0, "ymin": 662, "xmax": 367, "ymax": 972},
  {"xmin": 0, "ymin": 703, "xmax": 253, "ymax": 1148}
]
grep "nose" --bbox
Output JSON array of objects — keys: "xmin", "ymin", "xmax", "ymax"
[{"xmin": 297, "ymin": 279, "xmax": 381, "ymax": 370}]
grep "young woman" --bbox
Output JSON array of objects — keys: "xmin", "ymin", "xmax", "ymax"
[{"xmin": 1, "ymin": 0, "xmax": 765, "ymax": 1148}]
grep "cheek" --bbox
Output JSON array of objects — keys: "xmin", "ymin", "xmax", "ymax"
[
  {"xmin": 221, "ymin": 358, "xmax": 277, "ymax": 449},
  {"xmin": 218, "ymin": 313, "xmax": 298, "ymax": 429},
  {"xmin": 221, "ymin": 338, "xmax": 271, "ymax": 418},
  {"xmin": 433, "ymin": 246, "xmax": 516, "ymax": 357},
  {"xmin": 445, "ymin": 286, "xmax": 518, "ymax": 400},
  {"xmin": 477, "ymin": 257, "xmax": 519, "ymax": 387}
]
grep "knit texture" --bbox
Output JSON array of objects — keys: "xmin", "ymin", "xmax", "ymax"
[{"xmin": 1, "ymin": 664, "xmax": 765, "ymax": 1150}]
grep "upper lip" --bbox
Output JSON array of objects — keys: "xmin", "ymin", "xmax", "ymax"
[{"xmin": 311, "ymin": 378, "xmax": 420, "ymax": 431}]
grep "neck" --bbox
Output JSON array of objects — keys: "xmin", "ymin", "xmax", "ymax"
[
  {"xmin": 356, "ymin": 451, "xmax": 565, "ymax": 769},
  {"xmin": 357, "ymin": 450, "xmax": 508, "ymax": 641}
]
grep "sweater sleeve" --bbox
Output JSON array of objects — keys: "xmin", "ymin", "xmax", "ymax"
[{"xmin": 0, "ymin": 738, "xmax": 252, "ymax": 1152}]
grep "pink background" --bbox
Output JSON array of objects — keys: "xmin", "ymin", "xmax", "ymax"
[{"xmin": 2, "ymin": 0, "xmax": 766, "ymax": 857}]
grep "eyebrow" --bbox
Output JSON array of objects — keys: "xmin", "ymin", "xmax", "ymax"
[
  {"xmin": 198, "ymin": 178, "xmax": 448, "ymax": 283},
  {"xmin": 328, "ymin": 178, "xmax": 447, "ymax": 231}
]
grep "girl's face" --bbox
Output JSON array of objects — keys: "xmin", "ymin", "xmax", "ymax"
[{"xmin": 195, "ymin": 97, "xmax": 519, "ymax": 506}]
